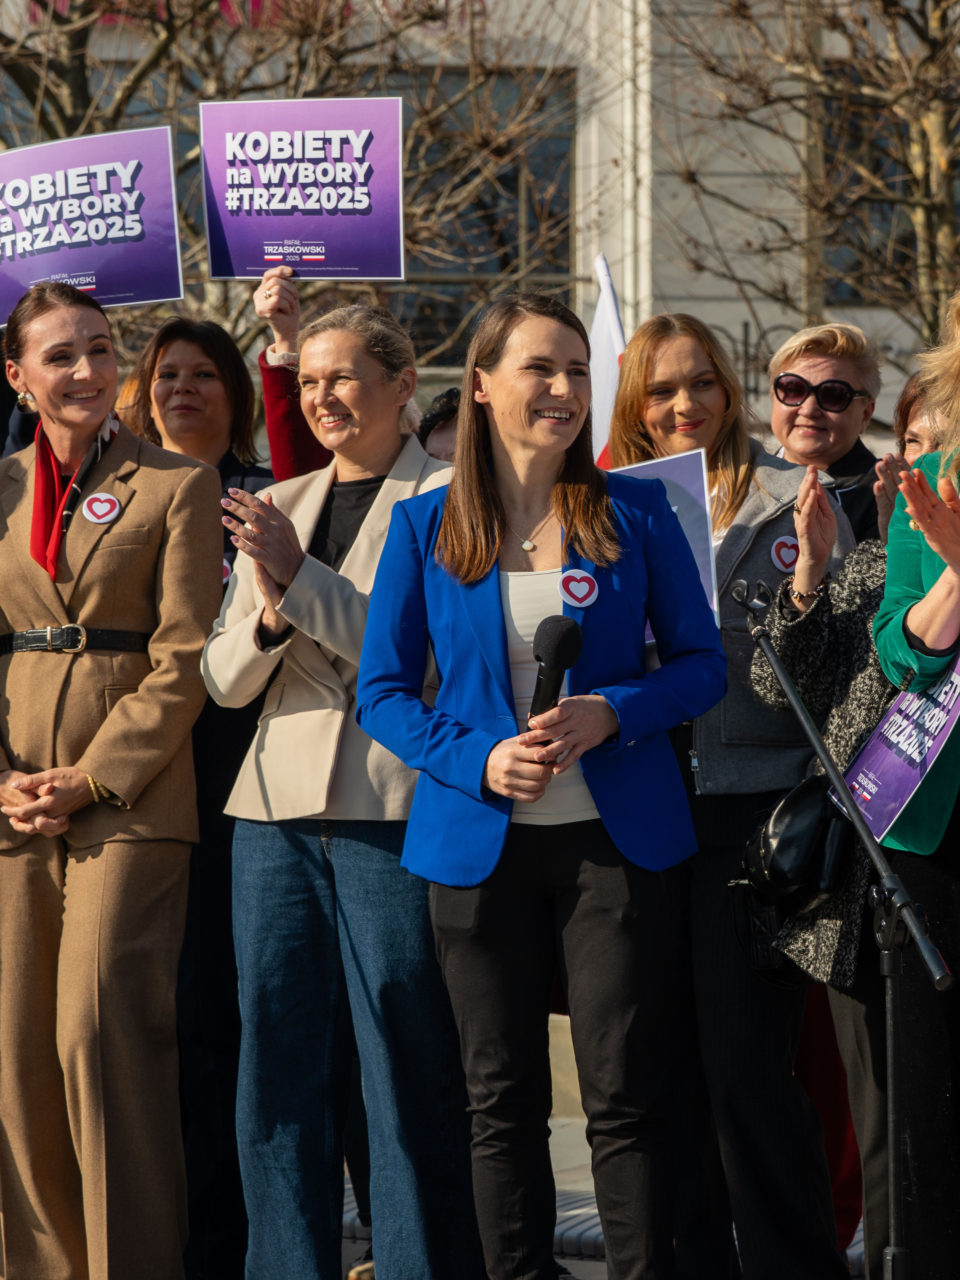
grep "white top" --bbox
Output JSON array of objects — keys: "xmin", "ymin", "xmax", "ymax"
[{"xmin": 498, "ymin": 568, "xmax": 601, "ymax": 826}]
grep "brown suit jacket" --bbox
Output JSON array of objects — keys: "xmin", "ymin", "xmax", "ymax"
[
  {"xmin": 0, "ymin": 424, "xmax": 223, "ymax": 849},
  {"xmin": 202, "ymin": 434, "xmax": 450, "ymax": 823}
]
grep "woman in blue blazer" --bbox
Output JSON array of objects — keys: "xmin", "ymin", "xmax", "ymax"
[{"xmin": 357, "ymin": 293, "xmax": 726, "ymax": 1280}]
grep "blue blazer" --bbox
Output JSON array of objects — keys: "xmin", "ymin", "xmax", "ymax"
[{"xmin": 356, "ymin": 471, "xmax": 727, "ymax": 886}]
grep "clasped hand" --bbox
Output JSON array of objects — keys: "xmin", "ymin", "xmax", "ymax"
[
  {"xmin": 482, "ymin": 695, "xmax": 618, "ymax": 801},
  {"xmin": 0, "ymin": 766, "xmax": 93, "ymax": 836}
]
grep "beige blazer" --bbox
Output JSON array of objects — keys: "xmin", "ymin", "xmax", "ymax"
[
  {"xmin": 202, "ymin": 434, "xmax": 450, "ymax": 823},
  {"xmin": 0, "ymin": 425, "xmax": 224, "ymax": 849}
]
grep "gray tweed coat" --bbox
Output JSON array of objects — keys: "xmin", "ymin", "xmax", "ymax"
[{"xmin": 749, "ymin": 539, "xmax": 895, "ymax": 987}]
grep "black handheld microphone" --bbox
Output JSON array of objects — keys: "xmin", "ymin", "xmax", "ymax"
[{"xmin": 529, "ymin": 615, "xmax": 583, "ymax": 720}]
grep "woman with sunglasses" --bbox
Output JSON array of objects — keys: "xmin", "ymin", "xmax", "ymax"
[
  {"xmin": 608, "ymin": 313, "xmax": 855, "ymax": 1279},
  {"xmin": 769, "ymin": 324, "xmax": 880, "ymax": 541},
  {"xmin": 768, "ymin": 323, "xmax": 887, "ymax": 1263},
  {"xmin": 754, "ymin": 297, "xmax": 960, "ymax": 1279}
]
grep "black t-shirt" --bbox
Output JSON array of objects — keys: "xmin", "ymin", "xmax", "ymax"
[{"xmin": 307, "ymin": 474, "xmax": 387, "ymax": 571}]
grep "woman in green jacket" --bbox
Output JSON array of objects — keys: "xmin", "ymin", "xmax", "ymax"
[{"xmin": 872, "ymin": 296, "xmax": 960, "ymax": 1279}]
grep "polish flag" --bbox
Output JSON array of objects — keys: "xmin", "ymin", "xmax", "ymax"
[{"xmin": 589, "ymin": 254, "xmax": 625, "ymax": 470}]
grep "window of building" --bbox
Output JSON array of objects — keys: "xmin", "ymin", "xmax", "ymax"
[{"xmin": 368, "ymin": 66, "xmax": 576, "ymax": 363}]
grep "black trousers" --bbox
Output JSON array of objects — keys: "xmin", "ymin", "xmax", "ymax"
[
  {"xmin": 178, "ymin": 806, "xmax": 248, "ymax": 1280},
  {"xmin": 687, "ymin": 791, "xmax": 849, "ymax": 1280},
  {"xmin": 830, "ymin": 810, "xmax": 960, "ymax": 1280},
  {"xmin": 827, "ymin": 932, "xmax": 887, "ymax": 1280},
  {"xmin": 431, "ymin": 821, "xmax": 683, "ymax": 1280}
]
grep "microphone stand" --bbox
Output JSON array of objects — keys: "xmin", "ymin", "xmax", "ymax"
[{"xmin": 731, "ymin": 579, "xmax": 953, "ymax": 1280}]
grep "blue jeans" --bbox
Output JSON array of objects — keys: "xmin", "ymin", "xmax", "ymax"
[{"xmin": 232, "ymin": 818, "xmax": 481, "ymax": 1280}]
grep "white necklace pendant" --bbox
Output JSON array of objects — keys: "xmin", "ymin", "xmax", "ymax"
[{"xmin": 521, "ymin": 538, "xmax": 535, "ymax": 552}]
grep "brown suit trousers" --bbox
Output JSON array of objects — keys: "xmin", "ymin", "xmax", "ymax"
[{"xmin": 0, "ymin": 837, "xmax": 190, "ymax": 1280}]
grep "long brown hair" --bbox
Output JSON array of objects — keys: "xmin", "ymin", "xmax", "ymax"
[
  {"xmin": 436, "ymin": 293, "xmax": 619, "ymax": 583},
  {"xmin": 609, "ymin": 313, "xmax": 755, "ymax": 534},
  {"xmin": 127, "ymin": 318, "xmax": 258, "ymax": 465}
]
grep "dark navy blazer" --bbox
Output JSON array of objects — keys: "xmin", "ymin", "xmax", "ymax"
[{"xmin": 356, "ymin": 471, "xmax": 726, "ymax": 887}]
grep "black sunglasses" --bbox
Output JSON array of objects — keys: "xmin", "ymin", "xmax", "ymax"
[{"xmin": 773, "ymin": 373, "xmax": 870, "ymax": 414}]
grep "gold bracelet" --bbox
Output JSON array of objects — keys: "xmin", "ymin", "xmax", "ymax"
[
  {"xmin": 785, "ymin": 572, "xmax": 830, "ymax": 603},
  {"xmin": 86, "ymin": 774, "xmax": 112, "ymax": 803}
]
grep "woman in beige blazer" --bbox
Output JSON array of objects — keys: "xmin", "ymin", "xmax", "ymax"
[
  {"xmin": 0, "ymin": 283, "xmax": 223, "ymax": 1280},
  {"xmin": 202, "ymin": 305, "xmax": 481, "ymax": 1280}
]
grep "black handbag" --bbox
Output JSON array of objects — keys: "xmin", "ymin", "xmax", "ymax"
[{"xmin": 743, "ymin": 774, "xmax": 855, "ymax": 917}]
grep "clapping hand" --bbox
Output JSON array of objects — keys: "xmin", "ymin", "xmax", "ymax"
[
  {"xmin": 898, "ymin": 466, "xmax": 960, "ymax": 574},
  {"xmin": 874, "ymin": 453, "xmax": 910, "ymax": 546},
  {"xmin": 789, "ymin": 467, "xmax": 836, "ymax": 607},
  {"xmin": 221, "ymin": 489, "xmax": 305, "ymax": 641}
]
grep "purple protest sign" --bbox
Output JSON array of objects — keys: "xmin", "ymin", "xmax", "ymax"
[
  {"xmin": 200, "ymin": 98, "xmax": 404, "ymax": 281},
  {"xmin": 0, "ymin": 127, "xmax": 182, "ymax": 319},
  {"xmin": 614, "ymin": 450, "xmax": 717, "ymax": 619},
  {"xmin": 840, "ymin": 655, "xmax": 960, "ymax": 839}
]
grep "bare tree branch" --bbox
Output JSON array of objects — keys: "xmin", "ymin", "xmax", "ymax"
[
  {"xmin": 0, "ymin": 0, "xmax": 587, "ymax": 366},
  {"xmin": 650, "ymin": 0, "xmax": 960, "ymax": 345}
]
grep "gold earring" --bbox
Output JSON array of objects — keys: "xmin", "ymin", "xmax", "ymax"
[{"xmin": 16, "ymin": 391, "xmax": 31, "ymax": 408}]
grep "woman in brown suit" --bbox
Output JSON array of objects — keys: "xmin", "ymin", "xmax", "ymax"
[{"xmin": 0, "ymin": 282, "xmax": 223, "ymax": 1280}]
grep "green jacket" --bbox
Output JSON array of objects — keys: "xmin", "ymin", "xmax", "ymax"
[{"xmin": 873, "ymin": 452, "xmax": 960, "ymax": 854}]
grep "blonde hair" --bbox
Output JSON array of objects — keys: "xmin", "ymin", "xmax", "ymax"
[
  {"xmin": 917, "ymin": 290, "xmax": 960, "ymax": 477},
  {"xmin": 768, "ymin": 323, "xmax": 882, "ymax": 399},
  {"xmin": 608, "ymin": 313, "xmax": 756, "ymax": 533},
  {"xmin": 299, "ymin": 305, "xmax": 418, "ymax": 434}
]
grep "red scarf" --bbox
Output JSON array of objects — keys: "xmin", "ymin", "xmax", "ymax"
[
  {"xmin": 30, "ymin": 424, "xmax": 82, "ymax": 579},
  {"xmin": 29, "ymin": 418, "xmax": 118, "ymax": 579}
]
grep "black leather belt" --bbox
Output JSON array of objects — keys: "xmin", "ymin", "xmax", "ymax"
[{"xmin": 0, "ymin": 626, "xmax": 150, "ymax": 655}]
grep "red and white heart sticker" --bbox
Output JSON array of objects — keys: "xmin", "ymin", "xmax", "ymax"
[
  {"xmin": 81, "ymin": 492, "xmax": 121, "ymax": 525},
  {"xmin": 558, "ymin": 570, "xmax": 599, "ymax": 608},
  {"xmin": 771, "ymin": 536, "xmax": 799, "ymax": 572},
  {"xmin": 222, "ymin": 556, "xmax": 232, "ymax": 585}
]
